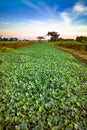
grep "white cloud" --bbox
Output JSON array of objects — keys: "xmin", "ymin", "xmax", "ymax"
[
  {"xmin": 0, "ymin": 1, "xmax": 87, "ymax": 39},
  {"xmin": 73, "ymin": 1, "xmax": 87, "ymax": 14},
  {"xmin": 59, "ymin": 1, "xmax": 87, "ymax": 25},
  {"xmin": 60, "ymin": 12, "xmax": 71, "ymax": 24},
  {"xmin": 22, "ymin": 0, "xmax": 59, "ymax": 19},
  {"xmin": 38, "ymin": 2, "xmax": 58, "ymax": 19},
  {"xmin": 22, "ymin": 0, "xmax": 41, "ymax": 13}
]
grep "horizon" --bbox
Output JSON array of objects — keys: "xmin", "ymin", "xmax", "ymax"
[{"xmin": 0, "ymin": 0, "xmax": 87, "ymax": 40}]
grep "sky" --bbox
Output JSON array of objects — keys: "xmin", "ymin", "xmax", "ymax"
[{"xmin": 0, "ymin": 0, "xmax": 87, "ymax": 40}]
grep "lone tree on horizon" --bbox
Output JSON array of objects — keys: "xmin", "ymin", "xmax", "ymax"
[
  {"xmin": 47, "ymin": 31, "xmax": 60, "ymax": 41},
  {"xmin": 37, "ymin": 36, "xmax": 45, "ymax": 42}
]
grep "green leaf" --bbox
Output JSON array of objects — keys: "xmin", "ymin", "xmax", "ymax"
[
  {"xmin": 52, "ymin": 126, "xmax": 59, "ymax": 130},
  {"xmin": 6, "ymin": 116, "xmax": 10, "ymax": 122},
  {"xmin": 23, "ymin": 105, "xmax": 27, "ymax": 112}
]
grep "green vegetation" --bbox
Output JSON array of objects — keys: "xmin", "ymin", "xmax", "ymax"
[
  {"xmin": 37, "ymin": 36, "xmax": 45, "ymax": 42},
  {"xmin": 0, "ymin": 41, "xmax": 35, "ymax": 52},
  {"xmin": 0, "ymin": 42, "xmax": 87, "ymax": 130},
  {"xmin": 0, "ymin": 37, "xmax": 18, "ymax": 41},
  {"xmin": 47, "ymin": 32, "xmax": 60, "ymax": 41},
  {"xmin": 47, "ymin": 40, "xmax": 87, "ymax": 45},
  {"xmin": 47, "ymin": 41, "xmax": 87, "ymax": 51},
  {"xmin": 76, "ymin": 36, "xmax": 87, "ymax": 42},
  {"xmin": 47, "ymin": 41, "xmax": 82, "ymax": 45}
]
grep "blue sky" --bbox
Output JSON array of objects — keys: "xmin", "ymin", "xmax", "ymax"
[{"xmin": 0, "ymin": 0, "xmax": 87, "ymax": 39}]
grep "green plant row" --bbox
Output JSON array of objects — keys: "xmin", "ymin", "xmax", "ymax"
[{"xmin": 0, "ymin": 42, "xmax": 87, "ymax": 130}]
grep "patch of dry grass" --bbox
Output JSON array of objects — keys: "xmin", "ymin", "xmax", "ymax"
[{"xmin": 0, "ymin": 41, "xmax": 35, "ymax": 52}]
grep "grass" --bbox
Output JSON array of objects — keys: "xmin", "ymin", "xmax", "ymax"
[
  {"xmin": 47, "ymin": 41, "xmax": 82, "ymax": 45},
  {"xmin": 0, "ymin": 42, "xmax": 87, "ymax": 130},
  {"xmin": 0, "ymin": 41, "xmax": 35, "ymax": 52},
  {"xmin": 46, "ymin": 41, "xmax": 87, "ymax": 64}
]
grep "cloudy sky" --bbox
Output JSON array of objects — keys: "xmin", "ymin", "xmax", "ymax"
[{"xmin": 0, "ymin": 0, "xmax": 87, "ymax": 39}]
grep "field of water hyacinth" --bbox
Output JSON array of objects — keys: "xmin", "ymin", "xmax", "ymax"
[{"xmin": 0, "ymin": 42, "xmax": 87, "ymax": 130}]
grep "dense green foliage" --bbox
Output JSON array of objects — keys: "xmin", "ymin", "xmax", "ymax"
[
  {"xmin": 47, "ymin": 32, "xmax": 60, "ymax": 41},
  {"xmin": 0, "ymin": 37, "xmax": 18, "ymax": 41},
  {"xmin": 0, "ymin": 42, "xmax": 87, "ymax": 130},
  {"xmin": 76, "ymin": 36, "xmax": 87, "ymax": 42}
]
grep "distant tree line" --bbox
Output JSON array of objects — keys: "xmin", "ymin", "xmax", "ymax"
[
  {"xmin": 0, "ymin": 37, "xmax": 30, "ymax": 41},
  {"xmin": 0, "ymin": 37, "xmax": 18, "ymax": 41},
  {"xmin": 37, "ymin": 31, "xmax": 74, "ymax": 42},
  {"xmin": 1, "ymin": 33, "xmax": 87, "ymax": 42},
  {"xmin": 76, "ymin": 36, "xmax": 87, "ymax": 42},
  {"xmin": 37, "ymin": 32, "xmax": 87, "ymax": 43}
]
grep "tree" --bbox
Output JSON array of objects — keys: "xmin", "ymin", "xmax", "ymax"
[
  {"xmin": 0, "ymin": 37, "xmax": 2, "ymax": 41},
  {"xmin": 2, "ymin": 37, "xmax": 8, "ymax": 41},
  {"xmin": 76, "ymin": 36, "xmax": 87, "ymax": 42},
  {"xmin": 47, "ymin": 31, "xmax": 60, "ymax": 41},
  {"xmin": 37, "ymin": 36, "xmax": 45, "ymax": 42},
  {"xmin": 9, "ymin": 37, "xmax": 18, "ymax": 41},
  {"xmin": 0, "ymin": 36, "xmax": 18, "ymax": 41}
]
